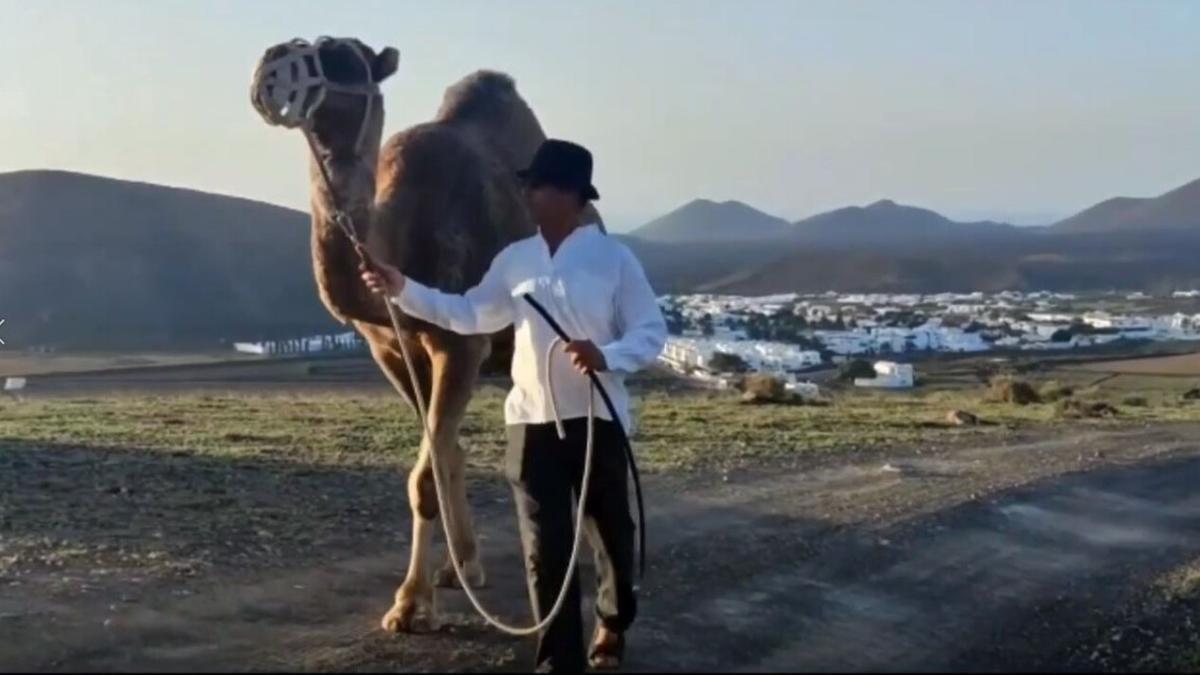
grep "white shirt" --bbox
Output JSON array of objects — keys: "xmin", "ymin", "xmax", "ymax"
[{"xmin": 392, "ymin": 224, "xmax": 668, "ymax": 431}]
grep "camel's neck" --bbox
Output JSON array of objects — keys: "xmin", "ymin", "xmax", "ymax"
[{"xmin": 309, "ymin": 152, "xmax": 386, "ymax": 325}]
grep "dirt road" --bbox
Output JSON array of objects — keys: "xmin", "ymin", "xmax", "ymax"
[{"xmin": 3, "ymin": 421, "xmax": 1199, "ymax": 671}]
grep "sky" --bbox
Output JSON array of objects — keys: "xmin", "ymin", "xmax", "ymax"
[{"xmin": 2, "ymin": 0, "xmax": 1199, "ymax": 231}]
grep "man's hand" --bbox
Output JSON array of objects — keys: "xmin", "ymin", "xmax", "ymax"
[
  {"xmin": 360, "ymin": 260, "xmax": 406, "ymax": 296},
  {"xmin": 562, "ymin": 340, "xmax": 607, "ymax": 374}
]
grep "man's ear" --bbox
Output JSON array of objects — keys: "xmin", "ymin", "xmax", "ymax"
[{"xmin": 372, "ymin": 47, "xmax": 400, "ymax": 83}]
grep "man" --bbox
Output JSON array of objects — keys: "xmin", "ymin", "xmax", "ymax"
[{"xmin": 361, "ymin": 139, "xmax": 667, "ymax": 672}]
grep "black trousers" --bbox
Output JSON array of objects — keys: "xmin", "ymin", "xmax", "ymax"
[{"xmin": 505, "ymin": 417, "xmax": 638, "ymax": 673}]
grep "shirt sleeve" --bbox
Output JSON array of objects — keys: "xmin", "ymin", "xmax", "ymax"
[
  {"xmin": 599, "ymin": 247, "xmax": 668, "ymax": 374},
  {"xmin": 391, "ymin": 249, "xmax": 514, "ymax": 335}
]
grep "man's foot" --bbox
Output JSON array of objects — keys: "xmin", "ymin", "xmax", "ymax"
[{"xmin": 588, "ymin": 625, "xmax": 625, "ymax": 670}]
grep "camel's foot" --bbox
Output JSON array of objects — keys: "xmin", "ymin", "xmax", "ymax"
[
  {"xmin": 433, "ymin": 557, "xmax": 486, "ymax": 589},
  {"xmin": 381, "ymin": 582, "xmax": 439, "ymax": 634}
]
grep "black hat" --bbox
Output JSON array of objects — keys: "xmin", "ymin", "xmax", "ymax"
[{"xmin": 516, "ymin": 139, "xmax": 600, "ymax": 201}]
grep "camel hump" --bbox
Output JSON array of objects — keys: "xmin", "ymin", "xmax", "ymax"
[
  {"xmin": 435, "ymin": 70, "xmax": 546, "ymax": 172},
  {"xmin": 375, "ymin": 123, "xmax": 531, "ymax": 294},
  {"xmin": 437, "ymin": 70, "xmax": 519, "ymax": 121}
]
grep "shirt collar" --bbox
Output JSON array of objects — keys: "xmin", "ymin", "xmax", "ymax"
[{"xmin": 540, "ymin": 222, "xmax": 601, "ymax": 258}]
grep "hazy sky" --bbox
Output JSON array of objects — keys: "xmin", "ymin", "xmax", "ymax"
[{"xmin": 2, "ymin": 0, "xmax": 1199, "ymax": 230}]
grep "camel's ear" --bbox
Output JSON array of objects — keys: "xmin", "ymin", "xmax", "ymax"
[{"xmin": 372, "ymin": 47, "xmax": 399, "ymax": 83}]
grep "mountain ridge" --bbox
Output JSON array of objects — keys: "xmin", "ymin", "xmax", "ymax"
[
  {"xmin": 0, "ymin": 169, "xmax": 334, "ymax": 349},
  {"xmin": 1051, "ymin": 177, "xmax": 1200, "ymax": 232},
  {"xmin": 5, "ymin": 169, "xmax": 1200, "ymax": 349},
  {"xmin": 629, "ymin": 198, "xmax": 794, "ymax": 243}
]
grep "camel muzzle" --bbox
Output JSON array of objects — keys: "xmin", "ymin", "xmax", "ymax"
[
  {"xmin": 250, "ymin": 37, "xmax": 380, "ymax": 151},
  {"xmin": 251, "ymin": 38, "xmax": 330, "ymax": 129}
]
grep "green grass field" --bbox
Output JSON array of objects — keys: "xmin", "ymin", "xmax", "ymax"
[{"xmin": 5, "ymin": 373, "xmax": 1200, "ymax": 473}]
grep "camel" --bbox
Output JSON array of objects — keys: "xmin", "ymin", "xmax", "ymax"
[{"xmin": 250, "ymin": 37, "xmax": 603, "ymax": 633}]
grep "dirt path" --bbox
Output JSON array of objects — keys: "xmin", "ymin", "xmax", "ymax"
[{"xmin": 3, "ymin": 426, "xmax": 1199, "ymax": 672}]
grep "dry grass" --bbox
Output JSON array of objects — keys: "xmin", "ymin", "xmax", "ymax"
[
  {"xmin": 1122, "ymin": 395, "xmax": 1149, "ymax": 408},
  {"xmin": 1038, "ymin": 380, "xmax": 1075, "ymax": 402},
  {"xmin": 1160, "ymin": 562, "xmax": 1200, "ymax": 602},
  {"xmin": 4, "ymin": 375, "xmax": 1200, "ymax": 587},
  {"xmin": 740, "ymin": 374, "xmax": 792, "ymax": 404},
  {"xmin": 6, "ymin": 375, "xmax": 1200, "ymax": 475},
  {"xmin": 1055, "ymin": 399, "xmax": 1120, "ymax": 419},
  {"xmin": 986, "ymin": 376, "xmax": 1041, "ymax": 405},
  {"xmin": 1156, "ymin": 560, "xmax": 1200, "ymax": 670},
  {"xmin": 1070, "ymin": 351, "xmax": 1200, "ymax": 376}
]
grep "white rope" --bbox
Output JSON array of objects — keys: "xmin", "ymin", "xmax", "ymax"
[{"xmin": 389, "ymin": 301, "xmax": 597, "ymax": 636}]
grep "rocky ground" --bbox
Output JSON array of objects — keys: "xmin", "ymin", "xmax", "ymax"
[
  {"xmin": 4, "ymin": 356, "xmax": 1200, "ymax": 671},
  {"xmin": 3, "ymin": 412, "xmax": 1199, "ymax": 671}
]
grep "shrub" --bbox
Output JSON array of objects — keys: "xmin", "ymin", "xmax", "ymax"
[
  {"xmin": 973, "ymin": 364, "xmax": 1000, "ymax": 384},
  {"xmin": 946, "ymin": 409, "xmax": 980, "ymax": 426},
  {"xmin": 987, "ymin": 376, "xmax": 1041, "ymax": 405},
  {"xmin": 1121, "ymin": 395, "xmax": 1149, "ymax": 407},
  {"xmin": 740, "ymin": 374, "xmax": 791, "ymax": 404},
  {"xmin": 1057, "ymin": 399, "xmax": 1120, "ymax": 419},
  {"xmin": 1038, "ymin": 381, "xmax": 1075, "ymax": 402},
  {"xmin": 1055, "ymin": 399, "xmax": 1084, "ymax": 419},
  {"xmin": 709, "ymin": 350, "xmax": 750, "ymax": 374},
  {"xmin": 838, "ymin": 359, "xmax": 876, "ymax": 382}
]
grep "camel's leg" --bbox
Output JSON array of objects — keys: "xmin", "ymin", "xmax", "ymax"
[
  {"xmin": 380, "ymin": 332, "xmax": 488, "ymax": 631},
  {"xmin": 431, "ymin": 436, "xmax": 487, "ymax": 589},
  {"xmin": 420, "ymin": 334, "xmax": 489, "ymax": 590},
  {"xmin": 383, "ymin": 442, "xmax": 442, "ymax": 633},
  {"xmin": 369, "ymin": 334, "xmax": 441, "ymax": 634}
]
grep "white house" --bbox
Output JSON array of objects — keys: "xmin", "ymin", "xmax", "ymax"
[
  {"xmin": 786, "ymin": 381, "xmax": 821, "ymax": 399},
  {"xmin": 659, "ymin": 337, "xmax": 822, "ymax": 375},
  {"xmin": 854, "ymin": 361, "xmax": 915, "ymax": 389},
  {"xmin": 806, "ymin": 305, "xmax": 834, "ymax": 322},
  {"xmin": 232, "ymin": 331, "xmax": 362, "ymax": 356},
  {"xmin": 233, "ymin": 342, "xmax": 269, "ymax": 355},
  {"xmin": 660, "ymin": 339, "xmax": 707, "ymax": 370}
]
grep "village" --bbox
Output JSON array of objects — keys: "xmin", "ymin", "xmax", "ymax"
[
  {"xmin": 657, "ymin": 290, "xmax": 1200, "ymax": 390},
  {"xmin": 217, "ymin": 289, "xmax": 1200, "ymax": 394}
]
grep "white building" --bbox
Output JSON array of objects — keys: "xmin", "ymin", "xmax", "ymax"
[
  {"xmin": 806, "ymin": 305, "xmax": 834, "ymax": 322},
  {"xmin": 786, "ymin": 381, "xmax": 821, "ymax": 399},
  {"xmin": 854, "ymin": 361, "xmax": 915, "ymax": 389},
  {"xmin": 233, "ymin": 331, "xmax": 362, "ymax": 356},
  {"xmin": 659, "ymin": 337, "xmax": 822, "ymax": 375},
  {"xmin": 233, "ymin": 342, "xmax": 269, "ymax": 355}
]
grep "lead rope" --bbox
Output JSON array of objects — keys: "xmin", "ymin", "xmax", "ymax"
[
  {"xmin": 393, "ymin": 329, "xmax": 597, "ymax": 636},
  {"xmin": 303, "ymin": 129, "xmax": 598, "ymax": 636}
]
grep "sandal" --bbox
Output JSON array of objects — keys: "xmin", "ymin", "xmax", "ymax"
[{"xmin": 588, "ymin": 626, "xmax": 625, "ymax": 671}]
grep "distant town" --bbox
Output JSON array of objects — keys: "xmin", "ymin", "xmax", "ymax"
[
  {"xmin": 222, "ymin": 289, "xmax": 1200, "ymax": 393},
  {"xmin": 657, "ymin": 290, "xmax": 1200, "ymax": 389}
]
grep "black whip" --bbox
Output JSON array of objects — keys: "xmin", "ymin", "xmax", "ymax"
[{"xmin": 521, "ymin": 293, "xmax": 648, "ymax": 578}]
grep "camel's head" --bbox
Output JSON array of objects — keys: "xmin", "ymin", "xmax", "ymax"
[{"xmin": 251, "ymin": 37, "xmax": 399, "ymax": 154}]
